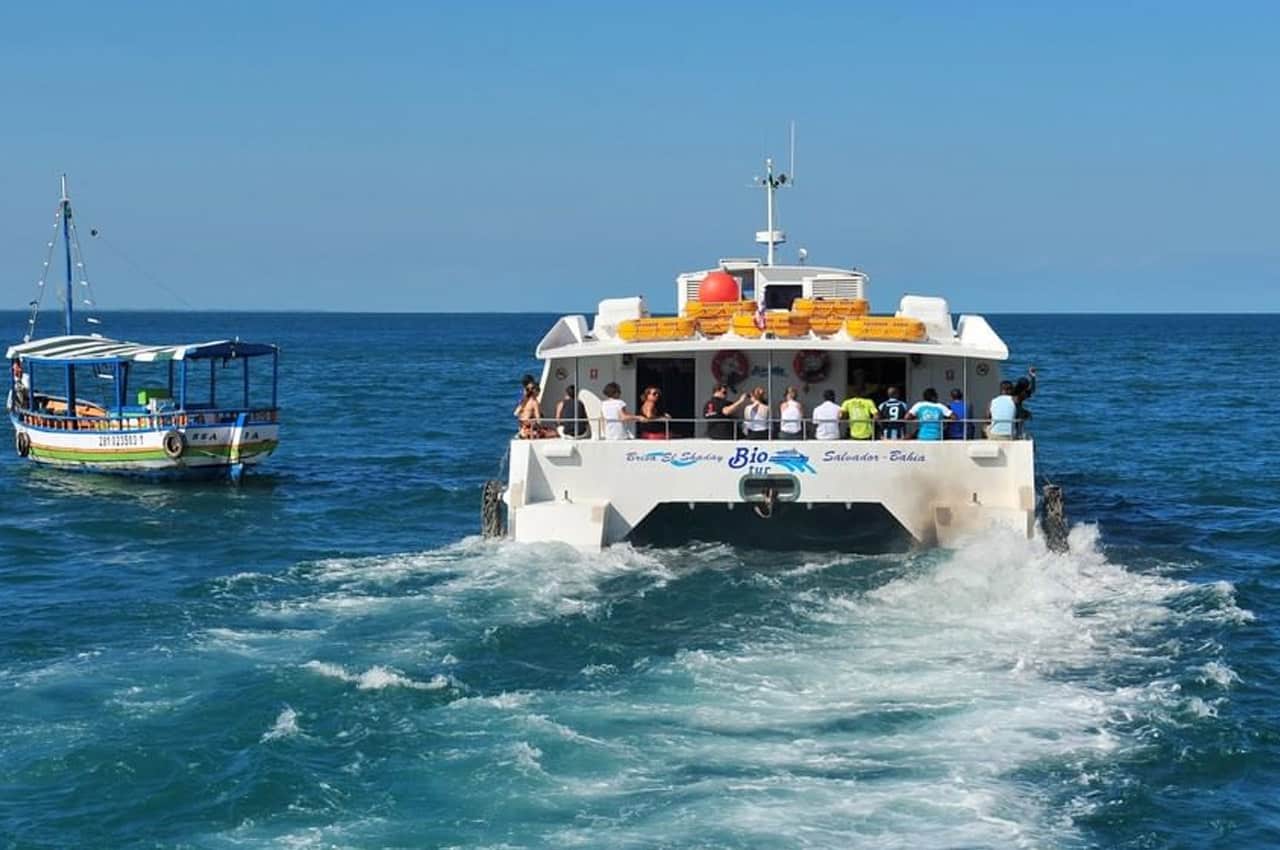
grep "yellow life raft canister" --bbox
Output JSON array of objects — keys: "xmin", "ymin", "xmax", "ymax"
[
  {"xmin": 617, "ymin": 317, "xmax": 697, "ymax": 342},
  {"xmin": 731, "ymin": 311, "xmax": 812, "ymax": 339},
  {"xmin": 845, "ymin": 317, "xmax": 927, "ymax": 342}
]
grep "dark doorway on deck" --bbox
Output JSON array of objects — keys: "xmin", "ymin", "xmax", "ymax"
[
  {"xmin": 846, "ymin": 356, "xmax": 907, "ymax": 405},
  {"xmin": 636, "ymin": 357, "xmax": 696, "ymax": 438}
]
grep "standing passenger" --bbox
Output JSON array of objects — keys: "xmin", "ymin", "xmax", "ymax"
[
  {"xmin": 703, "ymin": 384, "xmax": 748, "ymax": 440},
  {"xmin": 811, "ymin": 389, "xmax": 842, "ymax": 440},
  {"xmin": 945, "ymin": 389, "xmax": 972, "ymax": 440},
  {"xmin": 840, "ymin": 385, "xmax": 878, "ymax": 441},
  {"xmin": 600, "ymin": 382, "xmax": 639, "ymax": 440},
  {"xmin": 1014, "ymin": 366, "xmax": 1037, "ymax": 437},
  {"xmin": 987, "ymin": 381, "xmax": 1017, "ymax": 439},
  {"xmin": 779, "ymin": 386, "xmax": 804, "ymax": 438},
  {"xmin": 743, "ymin": 387, "xmax": 770, "ymax": 439},
  {"xmin": 907, "ymin": 387, "xmax": 954, "ymax": 441},
  {"xmin": 555, "ymin": 385, "xmax": 590, "ymax": 438},
  {"xmin": 635, "ymin": 386, "xmax": 671, "ymax": 440},
  {"xmin": 877, "ymin": 386, "xmax": 909, "ymax": 440}
]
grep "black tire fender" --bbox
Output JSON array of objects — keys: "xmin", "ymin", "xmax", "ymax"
[
  {"xmin": 162, "ymin": 430, "xmax": 186, "ymax": 460},
  {"xmin": 15, "ymin": 431, "xmax": 30, "ymax": 458}
]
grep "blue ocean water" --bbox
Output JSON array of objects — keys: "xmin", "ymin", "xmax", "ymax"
[{"xmin": 1, "ymin": 311, "xmax": 1277, "ymax": 849}]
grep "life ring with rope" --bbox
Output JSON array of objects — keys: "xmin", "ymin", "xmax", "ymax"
[
  {"xmin": 792, "ymin": 350, "xmax": 831, "ymax": 384},
  {"xmin": 162, "ymin": 430, "xmax": 186, "ymax": 460},
  {"xmin": 711, "ymin": 350, "xmax": 749, "ymax": 388}
]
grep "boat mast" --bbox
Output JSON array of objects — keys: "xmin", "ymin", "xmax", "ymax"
[
  {"xmin": 754, "ymin": 123, "xmax": 794, "ymax": 267},
  {"xmin": 60, "ymin": 174, "xmax": 73, "ymax": 335}
]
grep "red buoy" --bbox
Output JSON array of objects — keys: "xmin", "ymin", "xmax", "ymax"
[{"xmin": 698, "ymin": 270, "xmax": 740, "ymax": 303}]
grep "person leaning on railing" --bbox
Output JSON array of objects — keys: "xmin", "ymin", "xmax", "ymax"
[
  {"xmin": 811, "ymin": 389, "xmax": 842, "ymax": 439},
  {"xmin": 555, "ymin": 384, "xmax": 590, "ymax": 439},
  {"xmin": 987, "ymin": 381, "xmax": 1017, "ymax": 440},
  {"xmin": 743, "ymin": 387, "xmax": 771, "ymax": 440},
  {"xmin": 779, "ymin": 386, "xmax": 805, "ymax": 438},
  {"xmin": 600, "ymin": 381, "xmax": 642, "ymax": 440},
  {"xmin": 878, "ymin": 387, "xmax": 908, "ymax": 440},
  {"xmin": 840, "ymin": 385, "xmax": 878, "ymax": 441}
]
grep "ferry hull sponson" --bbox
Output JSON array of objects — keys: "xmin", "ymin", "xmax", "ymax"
[{"xmin": 505, "ymin": 438, "xmax": 1034, "ymax": 550}]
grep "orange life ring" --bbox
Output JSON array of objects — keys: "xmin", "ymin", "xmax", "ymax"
[
  {"xmin": 793, "ymin": 350, "xmax": 831, "ymax": 383},
  {"xmin": 711, "ymin": 350, "xmax": 749, "ymax": 386}
]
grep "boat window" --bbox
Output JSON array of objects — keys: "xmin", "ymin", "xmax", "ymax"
[{"xmin": 763, "ymin": 284, "xmax": 802, "ymax": 311}]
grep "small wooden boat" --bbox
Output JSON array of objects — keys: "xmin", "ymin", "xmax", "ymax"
[{"xmin": 6, "ymin": 177, "xmax": 280, "ymax": 480}]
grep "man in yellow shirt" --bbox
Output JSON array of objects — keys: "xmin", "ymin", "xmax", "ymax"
[{"xmin": 840, "ymin": 385, "xmax": 879, "ymax": 440}]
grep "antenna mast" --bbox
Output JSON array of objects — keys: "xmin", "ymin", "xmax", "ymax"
[{"xmin": 753, "ymin": 122, "xmax": 795, "ymax": 266}]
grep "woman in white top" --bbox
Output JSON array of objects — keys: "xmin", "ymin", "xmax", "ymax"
[
  {"xmin": 743, "ymin": 386, "xmax": 771, "ymax": 440},
  {"xmin": 778, "ymin": 385, "xmax": 804, "ymax": 438},
  {"xmin": 599, "ymin": 381, "xmax": 640, "ymax": 440}
]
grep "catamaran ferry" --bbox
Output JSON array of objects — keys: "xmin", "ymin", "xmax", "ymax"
[
  {"xmin": 6, "ymin": 177, "xmax": 280, "ymax": 480},
  {"xmin": 486, "ymin": 156, "xmax": 1037, "ymax": 550}
]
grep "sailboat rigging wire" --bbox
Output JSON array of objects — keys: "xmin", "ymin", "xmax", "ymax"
[
  {"xmin": 67, "ymin": 216, "xmax": 103, "ymax": 329},
  {"xmin": 87, "ymin": 229, "xmax": 197, "ymax": 310},
  {"xmin": 25, "ymin": 210, "xmax": 62, "ymax": 341}
]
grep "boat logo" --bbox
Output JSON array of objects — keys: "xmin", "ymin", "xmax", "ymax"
[{"xmin": 728, "ymin": 446, "xmax": 815, "ymax": 475}]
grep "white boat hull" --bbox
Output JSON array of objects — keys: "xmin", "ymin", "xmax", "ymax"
[
  {"xmin": 505, "ymin": 438, "xmax": 1036, "ymax": 550},
  {"xmin": 11, "ymin": 418, "xmax": 280, "ymax": 478}
]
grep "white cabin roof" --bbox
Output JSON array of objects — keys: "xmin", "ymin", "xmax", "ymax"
[{"xmin": 535, "ymin": 313, "xmax": 1010, "ymax": 361}]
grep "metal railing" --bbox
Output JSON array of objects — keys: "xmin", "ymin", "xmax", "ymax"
[
  {"xmin": 519, "ymin": 416, "xmax": 1029, "ymax": 442},
  {"xmin": 15, "ymin": 406, "xmax": 280, "ymax": 432}
]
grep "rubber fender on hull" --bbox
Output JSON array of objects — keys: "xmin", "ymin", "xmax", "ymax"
[{"xmin": 162, "ymin": 430, "xmax": 186, "ymax": 460}]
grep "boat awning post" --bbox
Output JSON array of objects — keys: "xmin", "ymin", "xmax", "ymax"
[
  {"xmin": 65, "ymin": 363, "xmax": 76, "ymax": 421},
  {"xmin": 167, "ymin": 361, "xmax": 174, "ymax": 397},
  {"xmin": 114, "ymin": 361, "xmax": 124, "ymax": 415},
  {"xmin": 210, "ymin": 358, "xmax": 216, "ymax": 408},
  {"xmin": 962, "ymin": 355, "xmax": 969, "ymax": 440},
  {"xmin": 179, "ymin": 359, "xmax": 187, "ymax": 410},
  {"xmin": 271, "ymin": 351, "xmax": 278, "ymax": 409}
]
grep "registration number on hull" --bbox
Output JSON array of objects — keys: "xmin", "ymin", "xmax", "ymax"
[{"xmin": 97, "ymin": 433, "xmax": 145, "ymax": 448}]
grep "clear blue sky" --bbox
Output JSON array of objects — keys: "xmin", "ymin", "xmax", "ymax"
[{"xmin": 3, "ymin": 2, "xmax": 1277, "ymax": 313}]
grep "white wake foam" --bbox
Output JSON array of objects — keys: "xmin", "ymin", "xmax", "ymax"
[
  {"xmin": 302, "ymin": 660, "xmax": 454, "ymax": 692},
  {"xmin": 261, "ymin": 705, "xmax": 301, "ymax": 742},
  {"xmin": 425, "ymin": 525, "xmax": 1249, "ymax": 848}
]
